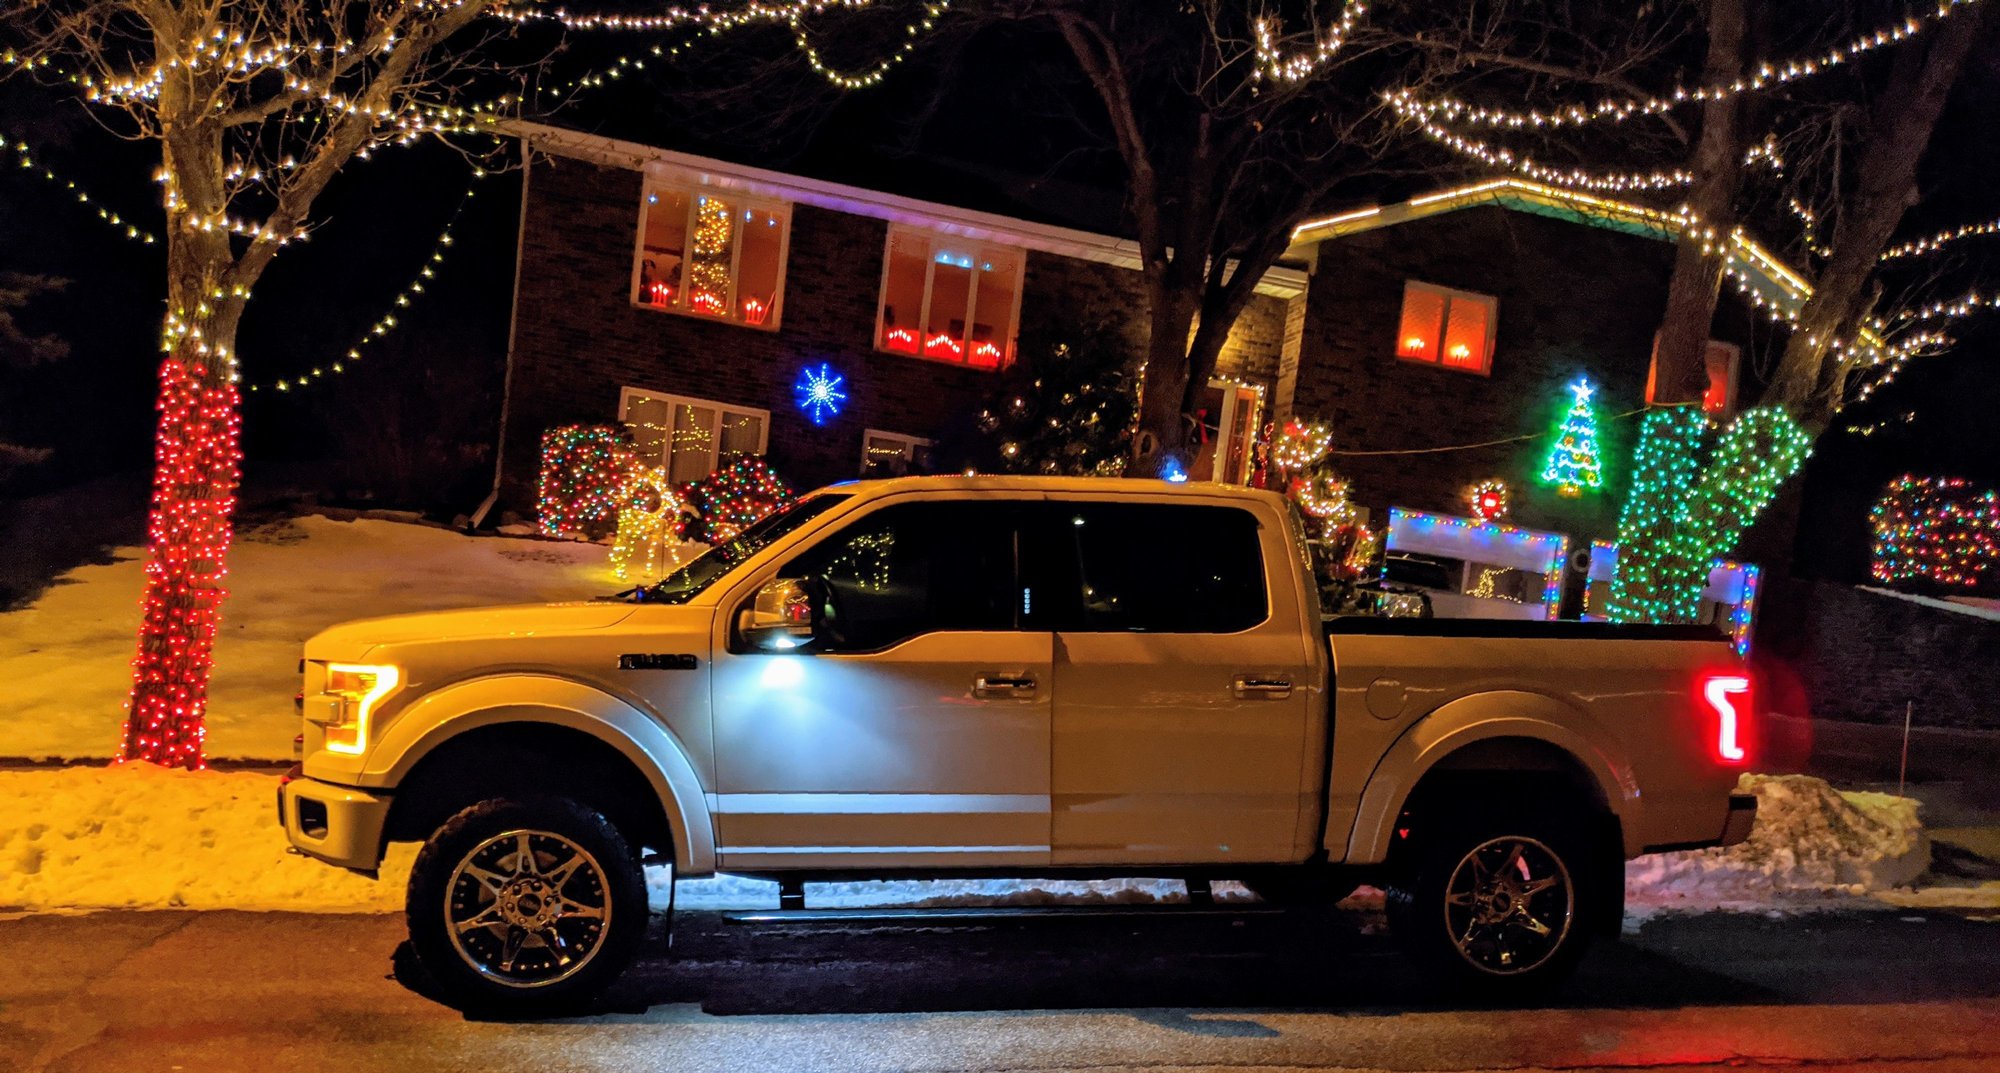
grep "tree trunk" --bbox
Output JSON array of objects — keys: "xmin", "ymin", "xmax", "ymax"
[
  {"xmin": 1131, "ymin": 289, "xmax": 1201, "ymax": 474},
  {"xmin": 120, "ymin": 177, "xmax": 247, "ymax": 770},
  {"xmin": 1763, "ymin": 3, "xmax": 1991, "ymax": 419},
  {"xmin": 1652, "ymin": 0, "xmax": 1748, "ymax": 408}
]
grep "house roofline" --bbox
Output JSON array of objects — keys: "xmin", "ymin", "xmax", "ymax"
[
  {"xmin": 507, "ymin": 120, "xmax": 1311, "ymax": 299},
  {"xmin": 1288, "ymin": 177, "xmax": 1814, "ymax": 317}
]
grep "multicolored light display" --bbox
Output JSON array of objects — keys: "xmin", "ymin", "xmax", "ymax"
[
  {"xmin": 537, "ymin": 425, "xmax": 638, "ymax": 540},
  {"xmin": 1387, "ymin": 508, "xmax": 1568, "ymax": 620},
  {"xmin": 1870, "ymin": 475, "xmax": 2000, "ymax": 588},
  {"xmin": 1467, "ymin": 478, "xmax": 1511, "ymax": 521},
  {"xmin": 1539, "ymin": 377, "xmax": 1604, "ymax": 497},
  {"xmin": 685, "ymin": 456, "xmax": 796, "ymax": 543}
]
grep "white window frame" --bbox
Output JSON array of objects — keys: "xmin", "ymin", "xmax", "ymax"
[
  {"xmin": 860, "ymin": 428, "xmax": 932, "ymax": 475},
  {"xmin": 630, "ymin": 182, "xmax": 792, "ymax": 331},
  {"xmin": 873, "ymin": 224, "xmax": 1026, "ymax": 370},
  {"xmin": 618, "ymin": 386, "xmax": 771, "ymax": 481},
  {"xmin": 1394, "ymin": 280, "xmax": 1498, "ymax": 376}
]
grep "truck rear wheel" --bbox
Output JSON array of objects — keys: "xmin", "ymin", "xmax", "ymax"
[
  {"xmin": 406, "ymin": 796, "xmax": 649, "ymax": 1014},
  {"xmin": 1384, "ymin": 805, "xmax": 1601, "ymax": 994}
]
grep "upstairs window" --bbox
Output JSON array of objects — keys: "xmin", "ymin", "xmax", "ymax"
[
  {"xmin": 1396, "ymin": 280, "xmax": 1496, "ymax": 375},
  {"xmin": 877, "ymin": 225, "xmax": 1023, "ymax": 369},
  {"xmin": 634, "ymin": 184, "xmax": 790, "ymax": 329},
  {"xmin": 1646, "ymin": 336, "xmax": 1741, "ymax": 414}
]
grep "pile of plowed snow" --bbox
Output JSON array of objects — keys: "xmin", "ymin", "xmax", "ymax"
[{"xmin": 1627, "ymin": 774, "xmax": 1931, "ymax": 912}]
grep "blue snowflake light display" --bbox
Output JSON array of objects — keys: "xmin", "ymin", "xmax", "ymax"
[{"xmin": 794, "ymin": 362, "xmax": 847, "ymax": 426}]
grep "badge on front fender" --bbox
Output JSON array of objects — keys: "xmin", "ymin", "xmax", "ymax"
[{"xmin": 617, "ymin": 653, "xmax": 699, "ymax": 670}]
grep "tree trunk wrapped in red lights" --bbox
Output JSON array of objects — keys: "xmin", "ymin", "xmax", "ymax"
[{"xmin": 120, "ymin": 327, "xmax": 244, "ymax": 769}]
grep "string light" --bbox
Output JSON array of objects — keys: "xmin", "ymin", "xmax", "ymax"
[
  {"xmin": 1869, "ymin": 475, "xmax": 1999, "ymax": 588},
  {"xmin": 1389, "ymin": 508, "xmax": 1568, "ymax": 620},
  {"xmin": 537, "ymin": 425, "xmax": 638, "ymax": 539},
  {"xmin": 610, "ymin": 466, "xmax": 688, "ymax": 581},
  {"xmin": 1539, "ymin": 377, "xmax": 1605, "ymax": 497},
  {"xmin": 1271, "ymin": 418, "xmax": 1333, "ymax": 473},
  {"xmin": 685, "ymin": 456, "xmax": 796, "ymax": 543},
  {"xmin": 1251, "ymin": 0, "xmax": 1367, "ymax": 83},
  {"xmin": 117, "ymin": 349, "xmax": 244, "ymax": 770},
  {"xmin": 1608, "ymin": 407, "xmax": 1810, "ymax": 624},
  {"xmin": 252, "ymin": 174, "xmax": 484, "ymax": 393},
  {"xmin": 0, "ymin": 133, "xmax": 157, "ymax": 244},
  {"xmin": 1389, "ymin": 0, "xmax": 1984, "ymax": 131},
  {"xmin": 1386, "ymin": 94, "xmax": 1693, "ymax": 192},
  {"xmin": 1880, "ymin": 213, "xmax": 2000, "ymax": 261}
]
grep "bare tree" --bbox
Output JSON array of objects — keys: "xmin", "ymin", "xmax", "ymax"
[
  {"xmin": 992, "ymin": 0, "xmax": 1693, "ymax": 473},
  {"xmin": 3, "ymin": 0, "xmax": 517, "ymax": 767}
]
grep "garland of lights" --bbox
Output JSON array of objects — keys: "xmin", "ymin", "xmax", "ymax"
[
  {"xmin": 1869, "ymin": 474, "xmax": 2000, "ymax": 588},
  {"xmin": 1539, "ymin": 377, "xmax": 1605, "ymax": 497},
  {"xmin": 253, "ymin": 173, "xmax": 483, "ymax": 393},
  {"xmin": 1879, "ymin": 213, "xmax": 2000, "ymax": 261},
  {"xmin": 610, "ymin": 466, "xmax": 688, "ymax": 582},
  {"xmin": 117, "ymin": 352, "xmax": 243, "ymax": 769},
  {"xmin": 1388, "ymin": 0, "xmax": 1983, "ymax": 131},
  {"xmin": 1251, "ymin": 0, "xmax": 1366, "ymax": 83},
  {"xmin": 1608, "ymin": 406, "xmax": 1810, "ymax": 624},
  {"xmin": 1271, "ymin": 418, "xmax": 1334, "ymax": 473},
  {"xmin": 537, "ymin": 425, "xmax": 638, "ymax": 540},
  {"xmin": 685, "ymin": 456, "xmax": 796, "ymax": 543},
  {"xmin": 0, "ymin": 133, "xmax": 157, "ymax": 244},
  {"xmin": 1385, "ymin": 95, "xmax": 1694, "ymax": 192},
  {"xmin": 1291, "ymin": 471, "xmax": 1360, "ymax": 524}
]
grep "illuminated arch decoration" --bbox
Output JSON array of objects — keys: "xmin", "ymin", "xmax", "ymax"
[{"xmin": 795, "ymin": 362, "xmax": 848, "ymax": 426}]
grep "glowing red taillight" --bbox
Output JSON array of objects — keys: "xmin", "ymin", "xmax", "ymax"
[{"xmin": 1701, "ymin": 674, "xmax": 1752, "ymax": 764}]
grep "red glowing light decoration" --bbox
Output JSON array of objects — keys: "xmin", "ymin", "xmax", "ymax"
[
  {"xmin": 883, "ymin": 326, "xmax": 919, "ymax": 353},
  {"xmin": 119, "ymin": 356, "xmax": 244, "ymax": 769},
  {"xmin": 690, "ymin": 289, "xmax": 727, "ymax": 316},
  {"xmin": 643, "ymin": 281, "xmax": 676, "ymax": 307},
  {"xmin": 923, "ymin": 332, "xmax": 963, "ymax": 359},
  {"xmin": 1702, "ymin": 674, "xmax": 1751, "ymax": 764},
  {"xmin": 1466, "ymin": 478, "xmax": 1511, "ymax": 521},
  {"xmin": 740, "ymin": 295, "xmax": 770, "ymax": 325}
]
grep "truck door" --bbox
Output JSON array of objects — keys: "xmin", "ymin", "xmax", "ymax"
[
  {"xmin": 1035, "ymin": 497, "xmax": 1315, "ymax": 865},
  {"xmin": 709, "ymin": 498, "xmax": 1053, "ymax": 870}
]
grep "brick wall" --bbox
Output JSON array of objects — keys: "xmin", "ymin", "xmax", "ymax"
[
  {"xmin": 1755, "ymin": 578, "xmax": 2000, "ymax": 731},
  {"xmin": 1291, "ymin": 205, "xmax": 1755, "ymax": 547},
  {"xmin": 504, "ymin": 154, "xmax": 1292, "ymax": 504}
]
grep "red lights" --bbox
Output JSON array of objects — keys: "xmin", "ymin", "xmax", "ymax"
[
  {"xmin": 1701, "ymin": 674, "xmax": 1752, "ymax": 765},
  {"xmin": 119, "ymin": 356, "xmax": 244, "ymax": 770}
]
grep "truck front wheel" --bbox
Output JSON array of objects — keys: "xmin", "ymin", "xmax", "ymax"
[
  {"xmin": 405, "ymin": 796, "xmax": 650, "ymax": 1014},
  {"xmin": 1384, "ymin": 805, "xmax": 1602, "ymax": 994}
]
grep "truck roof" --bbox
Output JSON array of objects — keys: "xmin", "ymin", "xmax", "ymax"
[{"xmin": 824, "ymin": 474, "xmax": 1290, "ymax": 505}]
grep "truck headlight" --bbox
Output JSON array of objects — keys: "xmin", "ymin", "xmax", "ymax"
[{"xmin": 310, "ymin": 663, "xmax": 401, "ymax": 756}]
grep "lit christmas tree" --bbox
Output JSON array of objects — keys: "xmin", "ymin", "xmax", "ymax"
[
  {"xmin": 962, "ymin": 321, "xmax": 1138, "ymax": 475},
  {"xmin": 1539, "ymin": 377, "xmax": 1604, "ymax": 498}
]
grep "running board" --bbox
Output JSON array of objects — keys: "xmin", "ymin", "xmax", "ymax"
[{"xmin": 717, "ymin": 903, "xmax": 1285, "ymax": 924}]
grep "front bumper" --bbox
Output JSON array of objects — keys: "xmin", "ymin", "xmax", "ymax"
[
  {"xmin": 279, "ymin": 767, "xmax": 393, "ymax": 873},
  {"xmin": 1719, "ymin": 793, "xmax": 1758, "ymax": 848}
]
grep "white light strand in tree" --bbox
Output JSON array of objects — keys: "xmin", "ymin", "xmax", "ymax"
[
  {"xmin": 1879, "ymin": 214, "xmax": 2000, "ymax": 261},
  {"xmin": 1385, "ymin": 94, "xmax": 1694, "ymax": 192},
  {"xmin": 1388, "ymin": 0, "xmax": 1983, "ymax": 130},
  {"xmin": 0, "ymin": 132, "xmax": 158, "ymax": 244},
  {"xmin": 1251, "ymin": 0, "xmax": 1367, "ymax": 83},
  {"xmin": 250, "ymin": 173, "xmax": 484, "ymax": 394},
  {"xmin": 489, "ymin": 0, "xmax": 880, "ymax": 33}
]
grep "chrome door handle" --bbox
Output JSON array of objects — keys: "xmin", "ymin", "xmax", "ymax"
[
  {"xmin": 1233, "ymin": 676, "xmax": 1293, "ymax": 700},
  {"xmin": 974, "ymin": 674, "xmax": 1038, "ymax": 699}
]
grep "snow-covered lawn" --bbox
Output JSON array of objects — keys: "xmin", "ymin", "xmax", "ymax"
[
  {"xmin": 0, "ymin": 514, "xmax": 630, "ymax": 761},
  {"xmin": 4, "ymin": 766, "xmax": 1992, "ymax": 918}
]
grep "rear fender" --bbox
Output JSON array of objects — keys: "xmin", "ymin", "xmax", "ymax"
[{"xmin": 1345, "ymin": 690, "xmax": 1639, "ymax": 864}]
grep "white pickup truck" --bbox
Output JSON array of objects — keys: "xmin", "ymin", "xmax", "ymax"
[{"xmin": 281, "ymin": 476, "xmax": 1757, "ymax": 1011}]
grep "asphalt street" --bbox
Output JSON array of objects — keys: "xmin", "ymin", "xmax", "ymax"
[{"xmin": 4, "ymin": 904, "xmax": 2000, "ymax": 1073}]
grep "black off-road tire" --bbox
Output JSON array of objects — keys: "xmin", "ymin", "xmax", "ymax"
[
  {"xmin": 1384, "ymin": 803, "xmax": 1605, "ymax": 997},
  {"xmin": 406, "ymin": 796, "xmax": 650, "ymax": 1015}
]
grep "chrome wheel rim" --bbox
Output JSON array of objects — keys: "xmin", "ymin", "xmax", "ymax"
[
  {"xmin": 1441, "ymin": 835, "xmax": 1574, "ymax": 975},
  {"xmin": 444, "ymin": 829, "xmax": 612, "ymax": 989}
]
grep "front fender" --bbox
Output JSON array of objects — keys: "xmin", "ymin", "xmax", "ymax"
[
  {"xmin": 357, "ymin": 675, "xmax": 716, "ymax": 875},
  {"xmin": 1344, "ymin": 690, "xmax": 1639, "ymax": 864}
]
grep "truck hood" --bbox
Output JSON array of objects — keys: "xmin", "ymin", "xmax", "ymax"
[{"xmin": 304, "ymin": 602, "xmax": 638, "ymax": 662}]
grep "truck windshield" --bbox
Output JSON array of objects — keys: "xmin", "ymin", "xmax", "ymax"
[{"xmin": 627, "ymin": 493, "xmax": 852, "ymax": 604}]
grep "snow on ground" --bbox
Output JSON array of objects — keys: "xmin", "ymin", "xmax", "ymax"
[
  {"xmin": 0, "ymin": 514, "xmax": 647, "ymax": 762},
  {"xmin": 4, "ymin": 766, "xmax": 1992, "ymax": 919}
]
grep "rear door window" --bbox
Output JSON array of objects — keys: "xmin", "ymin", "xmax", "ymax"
[{"xmin": 1030, "ymin": 502, "xmax": 1268, "ymax": 633}]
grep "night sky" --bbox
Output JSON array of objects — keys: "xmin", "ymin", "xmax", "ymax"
[{"xmin": 1, "ymin": 13, "xmax": 1996, "ymax": 584}]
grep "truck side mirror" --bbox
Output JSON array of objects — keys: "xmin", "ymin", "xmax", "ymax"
[{"xmin": 738, "ymin": 577, "xmax": 819, "ymax": 651}]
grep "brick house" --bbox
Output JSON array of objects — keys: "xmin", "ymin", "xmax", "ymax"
[{"xmin": 499, "ymin": 125, "xmax": 1802, "ymax": 577}]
